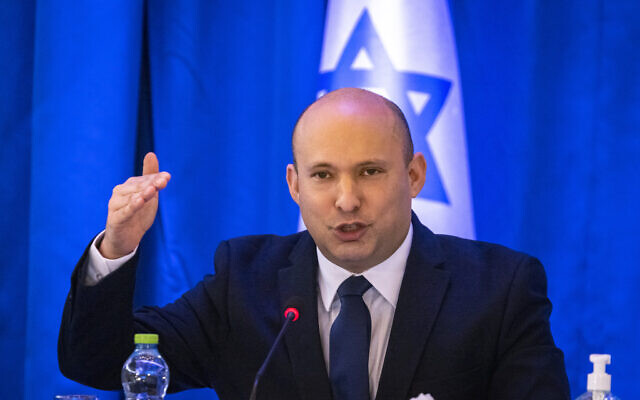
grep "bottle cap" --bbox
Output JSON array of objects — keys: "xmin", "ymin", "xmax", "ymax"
[
  {"xmin": 587, "ymin": 354, "xmax": 611, "ymax": 392},
  {"xmin": 134, "ymin": 333, "xmax": 159, "ymax": 344}
]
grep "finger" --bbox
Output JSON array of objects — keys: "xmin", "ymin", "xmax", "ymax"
[
  {"xmin": 109, "ymin": 194, "xmax": 146, "ymax": 224},
  {"xmin": 151, "ymin": 172, "xmax": 171, "ymax": 190},
  {"xmin": 110, "ymin": 182, "xmax": 161, "ymax": 212},
  {"xmin": 108, "ymin": 192, "xmax": 133, "ymax": 212},
  {"xmin": 109, "ymin": 189, "xmax": 149, "ymax": 212},
  {"xmin": 142, "ymin": 152, "xmax": 159, "ymax": 176},
  {"xmin": 112, "ymin": 172, "xmax": 170, "ymax": 196},
  {"xmin": 107, "ymin": 197, "xmax": 144, "ymax": 226},
  {"xmin": 141, "ymin": 173, "xmax": 171, "ymax": 195},
  {"xmin": 139, "ymin": 183, "xmax": 159, "ymax": 201},
  {"xmin": 135, "ymin": 171, "xmax": 171, "ymax": 189}
]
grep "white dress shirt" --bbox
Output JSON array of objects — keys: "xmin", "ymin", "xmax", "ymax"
[
  {"xmin": 84, "ymin": 231, "xmax": 137, "ymax": 286},
  {"xmin": 86, "ymin": 225, "xmax": 414, "ymax": 399},
  {"xmin": 316, "ymin": 224, "xmax": 412, "ymax": 399}
]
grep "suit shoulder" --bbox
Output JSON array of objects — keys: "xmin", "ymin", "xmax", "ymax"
[
  {"xmin": 213, "ymin": 231, "xmax": 308, "ymax": 273},
  {"xmin": 433, "ymin": 234, "xmax": 543, "ymax": 279},
  {"xmin": 436, "ymin": 234, "xmax": 536, "ymax": 261}
]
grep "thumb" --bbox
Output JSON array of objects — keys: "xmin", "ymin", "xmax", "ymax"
[{"xmin": 142, "ymin": 152, "xmax": 159, "ymax": 176}]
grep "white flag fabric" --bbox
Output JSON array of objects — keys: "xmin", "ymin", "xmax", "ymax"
[{"xmin": 317, "ymin": 0, "xmax": 475, "ymax": 239}]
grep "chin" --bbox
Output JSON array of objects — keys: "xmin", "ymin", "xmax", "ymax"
[{"xmin": 331, "ymin": 249, "xmax": 374, "ymax": 267}]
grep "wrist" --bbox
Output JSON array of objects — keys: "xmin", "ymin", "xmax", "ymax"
[{"xmin": 98, "ymin": 235, "xmax": 131, "ymax": 260}]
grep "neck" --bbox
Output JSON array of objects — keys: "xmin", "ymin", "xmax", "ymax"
[{"xmin": 338, "ymin": 264, "xmax": 373, "ymax": 275}]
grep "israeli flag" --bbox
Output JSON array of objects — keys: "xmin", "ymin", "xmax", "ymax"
[{"xmin": 318, "ymin": 0, "xmax": 475, "ymax": 239}]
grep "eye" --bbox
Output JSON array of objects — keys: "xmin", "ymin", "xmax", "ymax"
[
  {"xmin": 311, "ymin": 171, "xmax": 331, "ymax": 180},
  {"xmin": 362, "ymin": 168, "xmax": 382, "ymax": 176}
]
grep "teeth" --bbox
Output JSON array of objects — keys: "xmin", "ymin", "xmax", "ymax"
[{"xmin": 341, "ymin": 224, "xmax": 358, "ymax": 232}]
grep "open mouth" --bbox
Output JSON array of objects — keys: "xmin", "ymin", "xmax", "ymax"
[
  {"xmin": 333, "ymin": 222, "xmax": 369, "ymax": 241},
  {"xmin": 338, "ymin": 223, "xmax": 364, "ymax": 232}
]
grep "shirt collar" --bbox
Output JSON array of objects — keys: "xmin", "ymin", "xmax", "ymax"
[{"xmin": 316, "ymin": 223, "xmax": 413, "ymax": 312}]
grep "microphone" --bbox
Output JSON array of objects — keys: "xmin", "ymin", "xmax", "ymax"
[{"xmin": 249, "ymin": 298, "xmax": 302, "ymax": 400}]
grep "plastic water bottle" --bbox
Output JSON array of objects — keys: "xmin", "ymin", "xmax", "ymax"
[
  {"xmin": 575, "ymin": 354, "xmax": 620, "ymax": 400},
  {"xmin": 121, "ymin": 333, "xmax": 170, "ymax": 400}
]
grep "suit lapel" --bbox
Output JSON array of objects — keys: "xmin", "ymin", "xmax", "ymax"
[
  {"xmin": 278, "ymin": 232, "xmax": 334, "ymax": 400},
  {"xmin": 375, "ymin": 215, "xmax": 451, "ymax": 400}
]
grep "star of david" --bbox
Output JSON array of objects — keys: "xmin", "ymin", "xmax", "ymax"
[{"xmin": 318, "ymin": 9, "xmax": 451, "ymax": 204}]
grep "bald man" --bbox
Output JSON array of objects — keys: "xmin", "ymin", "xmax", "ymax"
[{"xmin": 59, "ymin": 88, "xmax": 570, "ymax": 400}]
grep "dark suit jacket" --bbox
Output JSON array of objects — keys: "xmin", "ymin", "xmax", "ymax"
[{"xmin": 59, "ymin": 214, "xmax": 570, "ymax": 400}]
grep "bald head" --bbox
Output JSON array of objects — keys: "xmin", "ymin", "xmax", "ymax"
[
  {"xmin": 292, "ymin": 88, "xmax": 414, "ymax": 167},
  {"xmin": 285, "ymin": 87, "xmax": 427, "ymax": 272}
]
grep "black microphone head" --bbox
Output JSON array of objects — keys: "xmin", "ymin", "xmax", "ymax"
[{"xmin": 283, "ymin": 296, "xmax": 304, "ymax": 322}]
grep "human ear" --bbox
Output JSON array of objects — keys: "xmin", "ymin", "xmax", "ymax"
[
  {"xmin": 286, "ymin": 164, "xmax": 301, "ymax": 205},
  {"xmin": 407, "ymin": 153, "xmax": 427, "ymax": 198}
]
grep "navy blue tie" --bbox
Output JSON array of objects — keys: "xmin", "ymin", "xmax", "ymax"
[{"xmin": 330, "ymin": 275, "xmax": 372, "ymax": 400}]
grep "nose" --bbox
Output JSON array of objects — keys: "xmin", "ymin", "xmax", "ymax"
[{"xmin": 334, "ymin": 176, "xmax": 361, "ymax": 212}]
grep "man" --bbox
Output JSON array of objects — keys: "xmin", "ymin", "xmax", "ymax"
[{"xmin": 59, "ymin": 88, "xmax": 570, "ymax": 399}]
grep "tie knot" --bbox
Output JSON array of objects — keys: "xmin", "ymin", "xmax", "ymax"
[{"xmin": 337, "ymin": 275, "xmax": 372, "ymax": 298}]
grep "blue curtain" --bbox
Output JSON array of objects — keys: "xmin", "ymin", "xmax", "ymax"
[
  {"xmin": 0, "ymin": 0, "xmax": 34, "ymax": 396},
  {"xmin": 452, "ymin": 2, "xmax": 640, "ymax": 397},
  {"xmin": 1, "ymin": 1, "xmax": 638, "ymax": 399}
]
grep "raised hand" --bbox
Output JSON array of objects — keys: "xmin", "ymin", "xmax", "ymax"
[{"xmin": 99, "ymin": 152, "xmax": 171, "ymax": 259}]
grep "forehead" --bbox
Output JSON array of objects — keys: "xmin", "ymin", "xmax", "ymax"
[{"xmin": 294, "ymin": 96, "xmax": 404, "ymax": 166}]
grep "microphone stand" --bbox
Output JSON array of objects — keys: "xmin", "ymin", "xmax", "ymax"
[{"xmin": 249, "ymin": 310, "xmax": 297, "ymax": 400}]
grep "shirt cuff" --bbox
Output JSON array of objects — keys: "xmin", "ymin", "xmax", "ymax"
[{"xmin": 84, "ymin": 231, "xmax": 138, "ymax": 286}]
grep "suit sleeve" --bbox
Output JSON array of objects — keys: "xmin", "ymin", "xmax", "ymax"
[
  {"xmin": 58, "ymin": 237, "xmax": 232, "ymax": 393},
  {"xmin": 489, "ymin": 256, "xmax": 571, "ymax": 400}
]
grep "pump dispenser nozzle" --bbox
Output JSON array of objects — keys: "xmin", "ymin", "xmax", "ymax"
[{"xmin": 587, "ymin": 354, "xmax": 611, "ymax": 392}]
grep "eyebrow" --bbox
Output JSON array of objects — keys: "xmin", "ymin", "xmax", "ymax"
[
  {"xmin": 356, "ymin": 159, "xmax": 388, "ymax": 167},
  {"xmin": 307, "ymin": 159, "xmax": 389, "ymax": 169},
  {"xmin": 307, "ymin": 162, "xmax": 334, "ymax": 171}
]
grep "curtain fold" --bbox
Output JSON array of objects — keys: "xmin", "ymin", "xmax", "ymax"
[{"xmin": 26, "ymin": 1, "xmax": 144, "ymax": 398}]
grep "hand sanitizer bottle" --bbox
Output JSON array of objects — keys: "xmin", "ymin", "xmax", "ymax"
[{"xmin": 575, "ymin": 354, "xmax": 620, "ymax": 400}]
